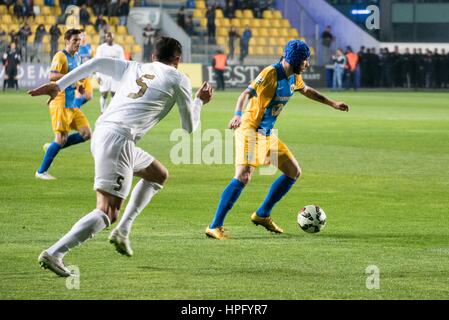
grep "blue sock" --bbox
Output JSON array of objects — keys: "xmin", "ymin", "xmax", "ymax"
[
  {"xmin": 256, "ymin": 174, "xmax": 296, "ymax": 217},
  {"xmin": 209, "ymin": 178, "xmax": 245, "ymax": 229},
  {"xmin": 74, "ymin": 96, "xmax": 87, "ymax": 108},
  {"xmin": 62, "ymin": 133, "xmax": 85, "ymax": 149},
  {"xmin": 37, "ymin": 142, "xmax": 61, "ymax": 174}
]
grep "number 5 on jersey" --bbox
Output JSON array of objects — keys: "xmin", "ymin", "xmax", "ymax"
[{"xmin": 128, "ymin": 74, "xmax": 155, "ymax": 99}]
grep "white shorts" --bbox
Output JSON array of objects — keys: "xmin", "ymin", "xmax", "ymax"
[
  {"xmin": 99, "ymin": 75, "xmax": 119, "ymax": 93},
  {"xmin": 91, "ymin": 127, "xmax": 154, "ymax": 199}
]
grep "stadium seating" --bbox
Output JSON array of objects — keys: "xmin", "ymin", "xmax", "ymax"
[
  {"xmin": 192, "ymin": 0, "xmax": 305, "ymax": 58},
  {"xmin": 0, "ymin": 2, "xmax": 141, "ymax": 60}
]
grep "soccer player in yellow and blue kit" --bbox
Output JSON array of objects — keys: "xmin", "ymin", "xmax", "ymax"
[
  {"xmin": 35, "ymin": 29, "xmax": 92, "ymax": 180},
  {"xmin": 206, "ymin": 40, "xmax": 350, "ymax": 239}
]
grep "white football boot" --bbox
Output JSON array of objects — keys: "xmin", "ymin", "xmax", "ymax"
[
  {"xmin": 109, "ymin": 228, "xmax": 133, "ymax": 257},
  {"xmin": 38, "ymin": 251, "xmax": 73, "ymax": 277},
  {"xmin": 35, "ymin": 171, "xmax": 57, "ymax": 180}
]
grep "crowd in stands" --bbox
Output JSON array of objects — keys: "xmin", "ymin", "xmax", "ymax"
[
  {"xmin": 175, "ymin": 0, "xmax": 278, "ymax": 64},
  {"xmin": 2, "ymin": 0, "xmax": 36, "ymax": 21},
  {"xmin": 204, "ymin": 0, "xmax": 274, "ymax": 19},
  {"xmin": 330, "ymin": 46, "xmax": 449, "ymax": 89},
  {"xmin": 0, "ymin": 0, "xmax": 133, "ymax": 64},
  {"xmin": 59, "ymin": 0, "xmax": 130, "ymax": 21},
  {"xmin": 176, "ymin": 0, "xmax": 274, "ymax": 38},
  {"xmin": 177, "ymin": 6, "xmax": 195, "ymax": 36},
  {"xmin": 4, "ymin": 0, "xmax": 447, "ymax": 90}
]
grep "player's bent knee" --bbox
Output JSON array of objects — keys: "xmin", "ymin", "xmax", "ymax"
[
  {"xmin": 235, "ymin": 166, "xmax": 254, "ymax": 185},
  {"xmin": 294, "ymin": 166, "xmax": 301, "ymax": 179},
  {"xmin": 280, "ymin": 160, "xmax": 301, "ymax": 180},
  {"xmin": 150, "ymin": 166, "xmax": 169, "ymax": 185},
  {"xmin": 236, "ymin": 173, "xmax": 251, "ymax": 185},
  {"xmin": 79, "ymin": 127, "xmax": 92, "ymax": 141},
  {"xmin": 138, "ymin": 160, "xmax": 169, "ymax": 185},
  {"xmin": 158, "ymin": 167, "xmax": 169, "ymax": 184},
  {"xmin": 288, "ymin": 166, "xmax": 301, "ymax": 180},
  {"xmin": 81, "ymin": 131, "xmax": 91, "ymax": 141},
  {"xmin": 56, "ymin": 134, "xmax": 68, "ymax": 147}
]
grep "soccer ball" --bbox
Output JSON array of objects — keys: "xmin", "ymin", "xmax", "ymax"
[{"xmin": 297, "ymin": 205, "xmax": 327, "ymax": 233}]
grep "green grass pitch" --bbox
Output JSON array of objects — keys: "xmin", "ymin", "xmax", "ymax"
[{"xmin": 1, "ymin": 89, "xmax": 449, "ymax": 299}]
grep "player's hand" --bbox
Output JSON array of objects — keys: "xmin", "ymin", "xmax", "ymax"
[
  {"xmin": 196, "ymin": 81, "xmax": 213, "ymax": 105},
  {"xmin": 28, "ymin": 82, "xmax": 60, "ymax": 105},
  {"xmin": 228, "ymin": 115, "xmax": 242, "ymax": 130},
  {"xmin": 97, "ymin": 76, "xmax": 102, "ymax": 85},
  {"xmin": 78, "ymin": 85, "xmax": 85, "ymax": 95},
  {"xmin": 332, "ymin": 101, "xmax": 349, "ymax": 112}
]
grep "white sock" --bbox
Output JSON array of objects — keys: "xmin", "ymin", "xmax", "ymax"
[
  {"xmin": 116, "ymin": 180, "xmax": 163, "ymax": 237},
  {"xmin": 47, "ymin": 209, "xmax": 110, "ymax": 259},
  {"xmin": 100, "ymin": 95, "xmax": 107, "ymax": 113}
]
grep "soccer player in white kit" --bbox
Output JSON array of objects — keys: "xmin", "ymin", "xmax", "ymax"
[
  {"xmin": 95, "ymin": 32, "xmax": 126, "ymax": 114},
  {"xmin": 29, "ymin": 37, "xmax": 213, "ymax": 277}
]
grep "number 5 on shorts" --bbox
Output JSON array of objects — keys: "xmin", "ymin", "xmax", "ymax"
[{"xmin": 113, "ymin": 175, "xmax": 124, "ymax": 191}]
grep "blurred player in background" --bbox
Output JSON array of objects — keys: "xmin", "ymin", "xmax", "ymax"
[
  {"xmin": 35, "ymin": 29, "xmax": 92, "ymax": 180},
  {"xmin": 95, "ymin": 32, "xmax": 125, "ymax": 113},
  {"xmin": 65, "ymin": 5, "xmax": 81, "ymax": 30},
  {"xmin": 74, "ymin": 30, "xmax": 93, "ymax": 108},
  {"xmin": 29, "ymin": 37, "xmax": 213, "ymax": 277},
  {"xmin": 2, "ymin": 42, "xmax": 21, "ymax": 91},
  {"xmin": 206, "ymin": 40, "xmax": 349, "ymax": 240}
]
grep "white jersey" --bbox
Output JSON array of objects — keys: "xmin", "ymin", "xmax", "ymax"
[
  {"xmin": 57, "ymin": 57, "xmax": 203, "ymax": 141},
  {"xmin": 95, "ymin": 43, "xmax": 125, "ymax": 90},
  {"xmin": 95, "ymin": 43, "xmax": 125, "ymax": 61}
]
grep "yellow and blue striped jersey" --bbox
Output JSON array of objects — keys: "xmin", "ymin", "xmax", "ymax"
[
  {"xmin": 242, "ymin": 62, "xmax": 305, "ymax": 136},
  {"xmin": 50, "ymin": 50, "xmax": 81, "ymax": 109}
]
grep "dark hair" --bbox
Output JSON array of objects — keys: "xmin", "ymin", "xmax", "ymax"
[
  {"xmin": 153, "ymin": 36, "xmax": 182, "ymax": 63},
  {"xmin": 64, "ymin": 28, "xmax": 81, "ymax": 41}
]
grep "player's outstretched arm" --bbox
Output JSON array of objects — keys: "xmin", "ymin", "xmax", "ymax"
[
  {"xmin": 28, "ymin": 58, "xmax": 129, "ymax": 104},
  {"xmin": 299, "ymin": 86, "xmax": 349, "ymax": 112},
  {"xmin": 56, "ymin": 57, "xmax": 129, "ymax": 89},
  {"xmin": 28, "ymin": 82, "xmax": 60, "ymax": 105}
]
